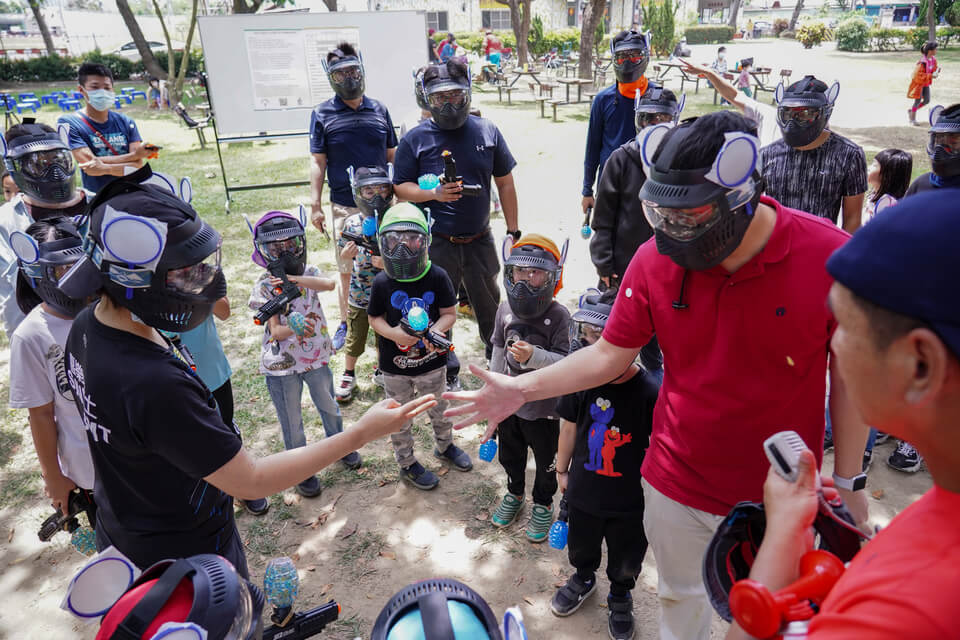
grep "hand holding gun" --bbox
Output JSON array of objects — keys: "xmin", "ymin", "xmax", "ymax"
[
  {"xmin": 254, "ymin": 263, "xmax": 302, "ymax": 326},
  {"xmin": 263, "ymin": 557, "xmax": 340, "ymax": 639},
  {"xmin": 400, "ymin": 306, "xmax": 453, "ymax": 352},
  {"xmin": 441, "ymin": 150, "xmax": 482, "ymax": 197},
  {"xmin": 38, "ymin": 489, "xmax": 94, "ymax": 542},
  {"xmin": 340, "ymin": 228, "xmax": 381, "ymax": 256},
  {"xmin": 142, "ymin": 143, "xmax": 161, "ymax": 160}
]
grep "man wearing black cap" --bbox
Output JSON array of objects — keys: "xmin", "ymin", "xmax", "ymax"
[
  {"xmin": 0, "ymin": 120, "xmax": 87, "ymax": 336},
  {"xmin": 724, "ymin": 190, "xmax": 960, "ymax": 640},
  {"xmin": 759, "ymin": 75, "xmax": 867, "ymax": 232},
  {"xmin": 393, "ymin": 58, "xmax": 520, "ymax": 371},
  {"xmin": 309, "ymin": 42, "xmax": 398, "ymax": 349},
  {"xmin": 581, "ymin": 30, "xmax": 651, "ymax": 217},
  {"xmin": 445, "ymin": 111, "xmax": 870, "ymax": 640},
  {"xmin": 905, "ymin": 103, "xmax": 960, "ymax": 195}
]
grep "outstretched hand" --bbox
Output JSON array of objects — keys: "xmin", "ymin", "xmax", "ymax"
[
  {"xmin": 359, "ymin": 395, "xmax": 438, "ymax": 441},
  {"xmin": 678, "ymin": 58, "xmax": 709, "ymax": 76},
  {"xmin": 442, "ymin": 364, "xmax": 525, "ymax": 431}
]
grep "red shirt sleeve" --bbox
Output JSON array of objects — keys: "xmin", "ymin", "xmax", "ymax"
[{"xmin": 601, "ymin": 250, "xmax": 655, "ymax": 349}]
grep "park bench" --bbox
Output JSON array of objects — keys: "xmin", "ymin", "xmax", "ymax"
[
  {"xmin": 59, "ymin": 99, "xmax": 82, "ymax": 111},
  {"xmin": 548, "ymin": 98, "xmax": 564, "ymax": 122},
  {"xmin": 498, "ymin": 85, "xmax": 518, "ymax": 104},
  {"xmin": 752, "ymin": 67, "xmax": 776, "ymax": 102}
]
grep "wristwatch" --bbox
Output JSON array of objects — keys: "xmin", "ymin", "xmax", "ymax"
[
  {"xmin": 507, "ymin": 229, "xmax": 521, "ymax": 242},
  {"xmin": 832, "ymin": 471, "xmax": 867, "ymax": 492}
]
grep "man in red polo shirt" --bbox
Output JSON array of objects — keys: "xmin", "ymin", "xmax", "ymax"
[{"xmin": 446, "ymin": 111, "xmax": 870, "ymax": 640}]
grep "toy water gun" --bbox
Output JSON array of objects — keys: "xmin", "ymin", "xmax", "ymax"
[
  {"xmin": 38, "ymin": 488, "xmax": 94, "ymax": 542},
  {"xmin": 254, "ymin": 262, "xmax": 302, "ymax": 326},
  {"xmin": 440, "ymin": 150, "xmax": 482, "ymax": 196},
  {"xmin": 340, "ymin": 216, "xmax": 381, "ymax": 256},
  {"xmin": 142, "ymin": 143, "xmax": 161, "ymax": 159},
  {"xmin": 400, "ymin": 305, "xmax": 453, "ymax": 352},
  {"xmin": 263, "ymin": 557, "xmax": 340, "ymax": 639}
]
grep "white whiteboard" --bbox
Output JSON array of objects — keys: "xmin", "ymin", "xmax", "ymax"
[{"xmin": 197, "ymin": 11, "xmax": 427, "ymax": 139}]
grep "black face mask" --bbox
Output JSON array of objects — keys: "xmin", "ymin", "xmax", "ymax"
[
  {"xmin": 271, "ymin": 252, "xmax": 306, "ymax": 277},
  {"xmin": 654, "ymin": 193, "xmax": 760, "ymax": 272},
  {"xmin": 930, "ymin": 145, "xmax": 960, "ymax": 178},
  {"xmin": 431, "ymin": 101, "xmax": 470, "ymax": 130},
  {"xmin": 777, "ymin": 106, "xmax": 831, "ymax": 148}
]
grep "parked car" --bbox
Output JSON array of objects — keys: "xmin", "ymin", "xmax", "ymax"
[
  {"xmin": 753, "ymin": 20, "xmax": 773, "ymax": 36},
  {"xmin": 110, "ymin": 40, "xmax": 183, "ymax": 61}
]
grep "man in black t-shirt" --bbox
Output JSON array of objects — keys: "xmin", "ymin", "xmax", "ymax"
[
  {"xmin": 551, "ymin": 288, "xmax": 658, "ymax": 640},
  {"xmin": 63, "ymin": 182, "xmax": 433, "ymax": 575},
  {"xmin": 759, "ymin": 76, "xmax": 867, "ymax": 232},
  {"xmin": 367, "ymin": 203, "xmax": 473, "ymax": 490}
]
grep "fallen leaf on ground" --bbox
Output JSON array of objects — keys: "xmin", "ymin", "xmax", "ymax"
[
  {"xmin": 437, "ymin": 467, "xmax": 449, "ymax": 477},
  {"xmin": 475, "ymin": 514, "xmax": 487, "ymax": 521},
  {"xmin": 283, "ymin": 493, "xmax": 301, "ymax": 506},
  {"xmin": 320, "ymin": 583, "xmax": 333, "ymax": 596},
  {"xmin": 7, "ymin": 528, "xmax": 13, "ymax": 542},
  {"xmin": 339, "ymin": 523, "xmax": 358, "ymax": 539},
  {"xmin": 552, "ymin": 565, "xmax": 564, "ymax": 577},
  {"xmin": 554, "ymin": 581, "xmax": 566, "ymax": 588},
  {"xmin": 379, "ymin": 550, "xmax": 397, "ymax": 560},
  {"xmin": 523, "ymin": 597, "xmax": 534, "ymax": 605},
  {"xmin": 306, "ymin": 565, "xmax": 317, "ymax": 572},
  {"xmin": 356, "ymin": 468, "xmax": 369, "ymax": 475},
  {"xmin": 378, "ymin": 479, "xmax": 390, "ymax": 487},
  {"xmin": 291, "ymin": 553, "xmax": 300, "ymax": 562},
  {"xmin": 871, "ymin": 489, "xmax": 885, "ymax": 499},
  {"xmin": 514, "ymin": 575, "xmax": 524, "ymax": 586},
  {"xmin": 204, "ymin": 172, "xmax": 216, "ymax": 179}
]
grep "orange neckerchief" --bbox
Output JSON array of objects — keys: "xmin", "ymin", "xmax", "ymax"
[{"xmin": 618, "ymin": 76, "xmax": 648, "ymax": 99}]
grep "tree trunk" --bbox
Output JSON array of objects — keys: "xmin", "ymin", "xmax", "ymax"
[
  {"xmin": 151, "ymin": 0, "xmax": 176, "ymax": 97},
  {"xmin": 788, "ymin": 0, "xmax": 804, "ymax": 30},
  {"xmin": 727, "ymin": 0, "xmax": 742, "ymax": 28},
  {"xmin": 116, "ymin": 0, "xmax": 167, "ymax": 78},
  {"xmin": 27, "ymin": 0, "xmax": 56, "ymax": 56},
  {"xmin": 578, "ymin": 0, "xmax": 605, "ymax": 79},
  {"xmin": 322, "ymin": 0, "xmax": 336, "ymax": 10},
  {"xmin": 927, "ymin": 0, "xmax": 936, "ymax": 42},
  {"xmin": 171, "ymin": 0, "xmax": 199, "ymax": 106},
  {"xmin": 518, "ymin": 0, "xmax": 531, "ymax": 65}
]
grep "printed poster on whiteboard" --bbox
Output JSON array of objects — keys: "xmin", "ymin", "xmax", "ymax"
[{"xmin": 244, "ymin": 27, "xmax": 361, "ymax": 111}]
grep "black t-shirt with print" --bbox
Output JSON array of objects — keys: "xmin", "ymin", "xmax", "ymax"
[
  {"xmin": 366, "ymin": 264, "xmax": 457, "ymax": 376},
  {"xmin": 556, "ymin": 368, "xmax": 658, "ymax": 517},
  {"xmin": 64, "ymin": 306, "xmax": 243, "ymax": 570}
]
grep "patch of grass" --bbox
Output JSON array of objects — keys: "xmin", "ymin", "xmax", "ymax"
[
  {"xmin": 244, "ymin": 517, "xmax": 281, "ymax": 556},
  {"xmin": 337, "ymin": 530, "xmax": 386, "ymax": 578},
  {"xmin": 0, "ymin": 425, "xmax": 23, "ymax": 468},
  {"xmin": 466, "ymin": 479, "xmax": 500, "ymax": 511},
  {"xmin": 268, "ymin": 494, "xmax": 299, "ymax": 522},
  {"xmin": 332, "ymin": 613, "xmax": 365, "ymax": 637},
  {"xmin": 320, "ymin": 453, "xmax": 397, "ymax": 488},
  {"xmin": 0, "ymin": 468, "xmax": 41, "ymax": 509}
]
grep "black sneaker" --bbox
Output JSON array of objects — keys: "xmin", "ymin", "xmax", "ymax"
[
  {"xmin": 434, "ymin": 444, "xmax": 472, "ymax": 471},
  {"xmin": 446, "ymin": 375, "xmax": 462, "ymax": 392},
  {"xmin": 341, "ymin": 451, "xmax": 363, "ymax": 470},
  {"xmin": 401, "ymin": 462, "xmax": 439, "ymax": 490},
  {"xmin": 242, "ymin": 498, "xmax": 270, "ymax": 516},
  {"xmin": 296, "ymin": 476, "xmax": 323, "ymax": 498},
  {"xmin": 550, "ymin": 574, "xmax": 596, "ymax": 617},
  {"xmin": 862, "ymin": 449, "xmax": 873, "ymax": 472},
  {"xmin": 887, "ymin": 440, "xmax": 923, "ymax": 473},
  {"xmin": 823, "ymin": 433, "xmax": 834, "ymax": 452},
  {"xmin": 607, "ymin": 593, "xmax": 635, "ymax": 640}
]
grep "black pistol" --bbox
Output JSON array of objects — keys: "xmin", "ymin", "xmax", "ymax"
[
  {"xmin": 440, "ymin": 150, "xmax": 482, "ymax": 197},
  {"xmin": 38, "ymin": 489, "xmax": 93, "ymax": 542},
  {"xmin": 254, "ymin": 263, "xmax": 302, "ymax": 326}
]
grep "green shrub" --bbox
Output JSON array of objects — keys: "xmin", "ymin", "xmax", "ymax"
[
  {"xmin": 836, "ymin": 15, "xmax": 869, "ymax": 50},
  {"xmin": 148, "ymin": 48, "xmax": 205, "ymax": 76},
  {"xmin": 683, "ymin": 25, "xmax": 736, "ymax": 44},
  {"xmin": 948, "ymin": 1, "xmax": 960, "ymax": 25},
  {"xmin": 781, "ymin": 29, "xmax": 796, "ymax": 38},
  {"xmin": 82, "ymin": 50, "xmax": 138, "ymax": 80},
  {"xmin": 646, "ymin": 0, "xmax": 677, "ymax": 56},
  {"xmin": 773, "ymin": 18, "xmax": 790, "ymax": 36},
  {"xmin": 0, "ymin": 54, "xmax": 76, "ymax": 82},
  {"xmin": 542, "ymin": 28, "xmax": 580, "ymax": 53},
  {"xmin": 868, "ymin": 26, "xmax": 904, "ymax": 50},
  {"xmin": 797, "ymin": 22, "xmax": 832, "ymax": 48}
]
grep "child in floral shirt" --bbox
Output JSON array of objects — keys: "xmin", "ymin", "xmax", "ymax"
[{"xmin": 247, "ymin": 209, "xmax": 361, "ymax": 499}]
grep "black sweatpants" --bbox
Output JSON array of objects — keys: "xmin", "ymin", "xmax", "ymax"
[
  {"xmin": 497, "ymin": 415, "xmax": 559, "ymax": 505},
  {"xmin": 568, "ymin": 504, "xmax": 648, "ymax": 597},
  {"xmin": 429, "ymin": 230, "xmax": 501, "ymax": 360}
]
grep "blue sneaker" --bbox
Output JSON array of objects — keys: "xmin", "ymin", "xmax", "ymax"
[
  {"xmin": 434, "ymin": 444, "xmax": 473, "ymax": 471},
  {"xmin": 296, "ymin": 476, "xmax": 323, "ymax": 498},
  {"xmin": 242, "ymin": 498, "xmax": 270, "ymax": 516},
  {"xmin": 401, "ymin": 462, "xmax": 439, "ymax": 490},
  {"xmin": 341, "ymin": 451, "xmax": 362, "ymax": 470},
  {"xmin": 332, "ymin": 322, "xmax": 348, "ymax": 351}
]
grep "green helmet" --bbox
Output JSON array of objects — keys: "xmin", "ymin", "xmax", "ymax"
[{"xmin": 378, "ymin": 202, "xmax": 431, "ymax": 281}]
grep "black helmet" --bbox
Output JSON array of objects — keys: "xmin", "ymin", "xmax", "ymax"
[
  {"xmin": 96, "ymin": 555, "xmax": 264, "ymax": 640},
  {"xmin": 57, "ymin": 179, "xmax": 226, "ymax": 333},
  {"xmin": 570, "ymin": 287, "xmax": 614, "ymax": 350},
  {"xmin": 348, "ymin": 164, "xmax": 395, "ymax": 219},
  {"xmin": 371, "ymin": 579, "xmax": 503, "ymax": 640},
  {"xmin": 610, "ymin": 30, "xmax": 650, "ymax": 84},
  {"xmin": 774, "ymin": 75, "xmax": 839, "ymax": 148},
  {"xmin": 422, "ymin": 61, "xmax": 471, "ymax": 130},
  {"xmin": 502, "ymin": 233, "xmax": 567, "ymax": 321},
  {"xmin": 249, "ymin": 210, "xmax": 307, "ymax": 276},
  {"xmin": 635, "ymin": 84, "xmax": 685, "ymax": 132},
  {"xmin": 324, "ymin": 44, "xmax": 365, "ymax": 101},
  {"xmin": 414, "ymin": 66, "xmax": 431, "ymax": 111},
  {"xmin": 927, "ymin": 104, "xmax": 960, "ymax": 178},
  {"xmin": 11, "ymin": 217, "xmax": 89, "ymax": 318},
  {"xmin": 1, "ymin": 119, "xmax": 77, "ymax": 204}
]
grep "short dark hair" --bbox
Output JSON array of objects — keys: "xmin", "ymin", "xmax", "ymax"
[
  {"xmin": 850, "ymin": 291, "xmax": 930, "ymax": 352},
  {"xmin": 872, "ymin": 148, "xmax": 913, "ymax": 203},
  {"xmin": 651, "ymin": 111, "xmax": 757, "ymax": 170},
  {"xmin": 718, "ymin": 46, "xmax": 726, "ymax": 52},
  {"xmin": 423, "ymin": 58, "xmax": 469, "ymax": 85},
  {"xmin": 78, "ymin": 62, "xmax": 113, "ymax": 85},
  {"xmin": 921, "ymin": 41, "xmax": 938, "ymax": 55},
  {"xmin": 5, "ymin": 121, "xmax": 55, "ymax": 143},
  {"xmin": 327, "ymin": 42, "xmax": 357, "ymax": 63}
]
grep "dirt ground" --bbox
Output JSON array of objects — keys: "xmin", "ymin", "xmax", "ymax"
[{"xmin": 0, "ymin": 39, "xmax": 940, "ymax": 639}]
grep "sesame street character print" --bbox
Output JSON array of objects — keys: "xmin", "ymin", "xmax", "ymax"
[
  {"xmin": 585, "ymin": 397, "xmax": 614, "ymax": 471},
  {"xmin": 596, "ymin": 426, "xmax": 632, "ymax": 477},
  {"xmin": 389, "ymin": 290, "xmax": 441, "ymax": 369}
]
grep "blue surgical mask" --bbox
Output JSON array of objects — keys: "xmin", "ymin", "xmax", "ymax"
[{"xmin": 86, "ymin": 89, "xmax": 115, "ymax": 111}]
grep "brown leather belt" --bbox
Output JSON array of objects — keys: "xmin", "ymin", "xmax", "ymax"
[{"xmin": 433, "ymin": 228, "xmax": 489, "ymax": 244}]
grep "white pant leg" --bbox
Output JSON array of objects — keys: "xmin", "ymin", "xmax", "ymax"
[{"xmin": 642, "ymin": 478, "xmax": 725, "ymax": 640}]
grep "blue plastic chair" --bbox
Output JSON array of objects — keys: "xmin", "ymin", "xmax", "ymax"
[
  {"xmin": 72, "ymin": 91, "xmax": 84, "ymax": 100},
  {"xmin": 41, "ymin": 94, "xmax": 59, "ymax": 105},
  {"xmin": 18, "ymin": 92, "xmax": 36, "ymax": 101},
  {"xmin": 128, "ymin": 90, "xmax": 147, "ymax": 101},
  {"xmin": 16, "ymin": 102, "xmax": 39, "ymax": 114},
  {"xmin": 59, "ymin": 99, "xmax": 81, "ymax": 111}
]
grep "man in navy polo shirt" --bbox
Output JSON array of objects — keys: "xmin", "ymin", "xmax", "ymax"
[
  {"xmin": 58, "ymin": 62, "xmax": 150, "ymax": 194},
  {"xmin": 581, "ymin": 30, "xmax": 650, "ymax": 216},
  {"xmin": 445, "ymin": 112, "xmax": 870, "ymax": 640},
  {"xmin": 393, "ymin": 59, "xmax": 520, "ymax": 370},
  {"xmin": 309, "ymin": 42, "xmax": 398, "ymax": 346}
]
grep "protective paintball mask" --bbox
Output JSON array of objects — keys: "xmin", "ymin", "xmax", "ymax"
[
  {"xmin": 637, "ymin": 122, "xmax": 764, "ymax": 272},
  {"xmin": 502, "ymin": 234, "xmax": 567, "ymax": 321},
  {"xmin": 773, "ymin": 77, "xmax": 839, "ymax": 148},
  {"xmin": 611, "ymin": 30, "xmax": 650, "ymax": 84},
  {"xmin": 926, "ymin": 104, "xmax": 960, "ymax": 178},
  {"xmin": 423, "ymin": 65, "xmax": 471, "ymax": 131},
  {"xmin": 247, "ymin": 208, "xmax": 308, "ymax": 277},
  {"xmin": 635, "ymin": 85, "xmax": 685, "ymax": 132},
  {"xmin": 11, "ymin": 218, "xmax": 89, "ymax": 317},
  {"xmin": 323, "ymin": 49, "xmax": 365, "ymax": 101},
  {"xmin": 1, "ymin": 120, "xmax": 77, "ymax": 204}
]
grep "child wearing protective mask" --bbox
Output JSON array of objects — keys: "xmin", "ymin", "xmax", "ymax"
[
  {"xmin": 487, "ymin": 233, "xmax": 571, "ymax": 543},
  {"xmin": 58, "ymin": 62, "xmax": 152, "ymax": 194}
]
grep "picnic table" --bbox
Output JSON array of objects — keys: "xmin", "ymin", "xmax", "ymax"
[
  {"xmin": 655, "ymin": 61, "xmax": 686, "ymax": 81},
  {"xmin": 751, "ymin": 67, "xmax": 775, "ymax": 101},
  {"xmin": 510, "ymin": 68, "xmax": 541, "ymax": 87},
  {"xmin": 564, "ymin": 62, "xmax": 578, "ymax": 78},
  {"xmin": 656, "ymin": 61, "xmax": 703, "ymax": 92},
  {"xmin": 556, "ymin": 77, "xmax": 592, "ymax": 104}
]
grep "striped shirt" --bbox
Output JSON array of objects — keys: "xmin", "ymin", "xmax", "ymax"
[{"xmin": 759, "ymin": 132, "xmax": 867, "ymax": 224}]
